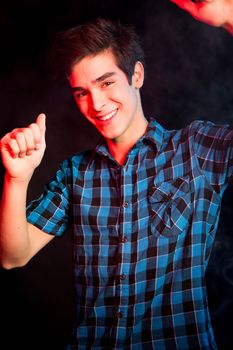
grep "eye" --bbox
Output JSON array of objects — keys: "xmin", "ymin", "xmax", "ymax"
[
  {"xmin": 74, "ymin": 91, "xmax": 87, "ymax": 100},
  {"xmin": 102, "ymin": 81, "xmax": 114, "ymax": 88}
]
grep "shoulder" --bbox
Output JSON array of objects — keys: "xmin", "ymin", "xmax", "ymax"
[
  {"xmin": 171, "ymin": 119, "xmax": 232, "ymax": 143},
  {"xmin": 188, "ymin": 120, "xmax": 233, "ymax": 147},
  {"xmin": 159, "ymin": 119, "xmax": 233, "ymax": 156}
]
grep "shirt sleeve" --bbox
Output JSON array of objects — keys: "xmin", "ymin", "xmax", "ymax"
[
  {"xmin": 193, "ymin": 120, "xmax": 233, "ymax": 193},
  {"xmin": 26, "ymin": 160, "xmax": 71, "ymax": 237}
]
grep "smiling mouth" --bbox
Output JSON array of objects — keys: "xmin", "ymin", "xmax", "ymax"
[{"xmin": 96, "ymin": 109, "xmax": 118, "ymax": 122}]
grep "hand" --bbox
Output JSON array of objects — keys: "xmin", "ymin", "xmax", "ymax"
[
  {"xmin": 0, "ymin": 114, "xmax": 46, "ymax": 181},
  {"xmin": 170, "ymin": 0, "xmax": 233, "ymax": 34}
]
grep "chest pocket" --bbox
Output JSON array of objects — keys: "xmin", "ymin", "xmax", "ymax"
[{"xmin": 149, "ymin": 176, "xmax": 191, "ymax": 238}]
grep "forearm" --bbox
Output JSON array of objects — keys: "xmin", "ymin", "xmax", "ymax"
[{"xmin": 0, "ymin": 174, "xmax": 31, "ymax": 269}]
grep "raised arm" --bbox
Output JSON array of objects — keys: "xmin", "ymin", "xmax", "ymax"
[
  {"xmin": 0, "ymin": 114, "xmax": 54, "ymax": 269},
  {"xmin": 170, "ymin": 0, "xmax": 233, "ymax": 35}
]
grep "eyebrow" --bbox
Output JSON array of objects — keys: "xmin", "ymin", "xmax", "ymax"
[
  {"xmin": 72, "ymin": 71, "xmax": 116, "ymax": 92},
  {"xmin": 94, "ymin": 71, "xmax": 116, "ymax": 83}
]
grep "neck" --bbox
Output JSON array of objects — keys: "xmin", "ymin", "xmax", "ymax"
[{"xmin": 107, "ymin": 115, "xmax": 149, "ymax": 166}]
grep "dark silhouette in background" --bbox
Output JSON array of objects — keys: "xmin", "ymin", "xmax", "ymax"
[{"xmin": 0, "ymin": 0, "xmax": 233, "ymax": 349}]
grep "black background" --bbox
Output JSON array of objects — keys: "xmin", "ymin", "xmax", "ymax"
[{"xmin": 1, "ymin": 0, "xmax": 233, "ymax": 349}]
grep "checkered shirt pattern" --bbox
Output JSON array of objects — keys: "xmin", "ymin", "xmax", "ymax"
[{"xmin": 27, "ymin": 118, "xmax": 233, "ymax": 349}]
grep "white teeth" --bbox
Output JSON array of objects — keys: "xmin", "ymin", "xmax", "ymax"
[{"xmin": 98, "ymin": 109, "xmax": 117, "ymax": 121}]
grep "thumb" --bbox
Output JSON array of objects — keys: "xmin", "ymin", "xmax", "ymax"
[{"xmin": 36, "ymin": 113, "xmax": 46, "ymax": 137}]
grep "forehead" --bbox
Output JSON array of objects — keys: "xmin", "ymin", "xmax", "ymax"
[{"xmin": 69, "ymin": 50, "xmax": 122, "ymax": 87}]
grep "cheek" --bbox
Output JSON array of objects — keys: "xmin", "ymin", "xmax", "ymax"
[
  {"xmin": 76, "ymin": 101, "xmax": 89, "ymax": 115},
  {"xmin": 122, "ymin": 88, "xmax": 137, "ymax": 110}
]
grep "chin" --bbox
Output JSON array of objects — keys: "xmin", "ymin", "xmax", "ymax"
[{"xmin": 98, "ymin": 127, "xmax": 119, "ymax": 139}]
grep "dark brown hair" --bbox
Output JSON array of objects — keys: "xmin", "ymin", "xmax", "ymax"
[{"xmin": 50, "ymin": 17, "xmax": 145, "ymax": 84}]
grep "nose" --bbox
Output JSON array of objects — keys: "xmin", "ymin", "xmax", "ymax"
[{"xmin": 90, "ymin": 90, "xmax": 106, "ymax": 112}]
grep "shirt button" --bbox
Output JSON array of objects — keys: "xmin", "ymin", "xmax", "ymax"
[
  {"xmin": 120, "ymin": 236, "xmax": 128, "ymax": 243},
  {"xmin": 120, "ymin": 274, "xmax": 126, "ymax": 280},
  {"xmin": 122, "ymin": 202, "xmax": 129, "ymax": 208},
  {"xmin": 116, "ymin": 311, "xmax": 123, "ymax": 318}
]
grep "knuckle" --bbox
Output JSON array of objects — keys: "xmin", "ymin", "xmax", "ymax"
[
  {"xmin": 15, "ymin": 131, "xmax": 24, "ymax": 141},
  {"xmin": 9, "ymin": 139, "xmax": 19, "ymax": 152},
  {"xmin": 29, "ymin": 123, "xmax": 39, "ymax": 133},
  {"xmin": 29, "ymin": 123, "xmax": 41, "ymax": 140},
  {"xmin": 29, "ymin": 122, "xmax": 37, "ymax": 128},
  {"xmin": 9, "ymin": 138, "xmax": 16, "ymax": 147},
  {"xmin": 23, "ymin": 127, "xmax": 33, "ymax": 138}
]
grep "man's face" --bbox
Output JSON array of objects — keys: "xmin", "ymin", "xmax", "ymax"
[{"xmin": 69, "ymin": 50, "xmax": 144, "ymax": 143}]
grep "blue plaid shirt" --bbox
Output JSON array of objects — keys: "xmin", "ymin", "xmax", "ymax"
[{"xmin": 27, "ymin": 118, "xmax": 233, "ymax": 349}]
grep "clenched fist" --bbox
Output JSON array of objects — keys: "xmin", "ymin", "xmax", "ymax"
[{"xmin": 0, "ymin": 114, "xmax": 46, "ymax": 181}]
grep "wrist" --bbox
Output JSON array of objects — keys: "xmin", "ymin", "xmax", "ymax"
[{"xmin": 4, "ymin": 172, "xmax": 32, "ymax": 187}]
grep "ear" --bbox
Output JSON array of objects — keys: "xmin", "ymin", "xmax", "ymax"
[{"xmin": 132, "ymin": 61, "xmax": 144, "ymax": 88}]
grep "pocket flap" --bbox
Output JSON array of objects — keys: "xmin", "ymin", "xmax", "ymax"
[{"xmin": 149, "ymin": 177, "xmax": 190, "ymax": 203}]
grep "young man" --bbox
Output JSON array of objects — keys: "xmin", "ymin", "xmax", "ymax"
[{"xmin": 0, "ymin": 13, "xmax": 232, "ymax": 350}]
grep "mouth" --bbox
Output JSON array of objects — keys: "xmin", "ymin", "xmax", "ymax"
[{"xmin": 95, "ymin": 108, "xmax": 118, "ymax": 122}]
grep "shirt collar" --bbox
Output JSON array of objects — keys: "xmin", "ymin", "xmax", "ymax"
[
  {"xmin": 91, "ymin": 117, "xmax": 165, "ymax": 163},
  {"xmin": 143, "ymin": 117, "xmax": 164, "ymax": 151}
]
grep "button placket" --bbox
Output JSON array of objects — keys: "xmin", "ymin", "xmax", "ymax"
[{"xmin": 116, "ymin": 155, "xmax": 134, "ymax": 324}]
